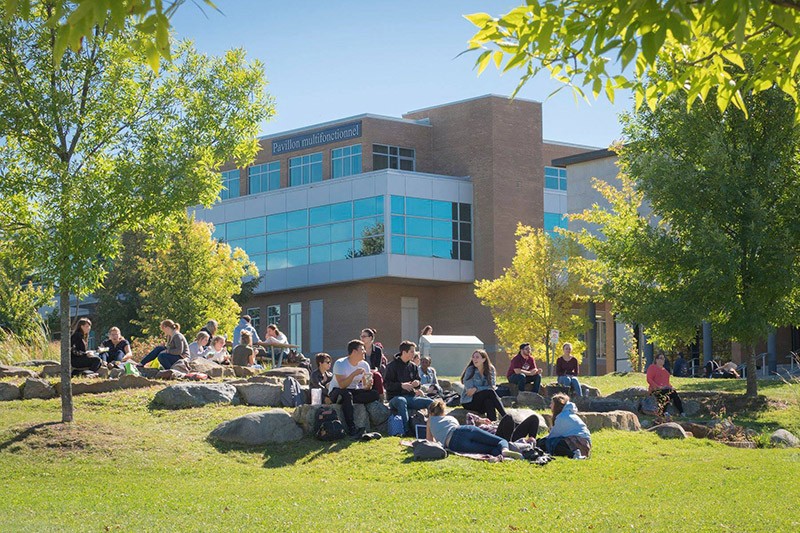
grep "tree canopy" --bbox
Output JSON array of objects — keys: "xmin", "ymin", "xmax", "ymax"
[
  {"xmin": 475, "ymin": 225, "xmax": 588, "ymax": 370},
  {"xmin": 0, "ymin": 9, "xmax": 272, "ymax": 421},
  {"xmin": 571, "ymin": 75, "xmax": 800, "ymax": 396},
  {"xmin": 466, "ymin": 1, "xmax": 800, "ymax": 119}
]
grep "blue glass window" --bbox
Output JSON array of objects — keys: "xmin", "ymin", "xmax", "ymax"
[
  {"xmin": 544, "ymin": 212, "xmax": 568, "ymax": 235},
  {"xmin": 309, "ymin": 205, "xmax": 330, "ymax": 225},
  {"xmin": 406, "ymin": 217, "xmax": 431, "ymax": 238},
  {"xmin": 289, "ymin": 153, "xmax": 323, "ymax": 187},
  {"xmin": 330, "ymin": 241, "xmax": 351, "ymax": 261},
  {"xmin": 355, "ymin": 236, "xmax": 384, "ymax": 257},
  {"xmin": 286, "ymin": 229, "xmax": 308, "ymax": 248},
  {"xmin": 310, "ymin": 225, "xmax": 331, "ymax": 246},
  {"xmin": 354, "ymin": 217, "xmax": 382, "ymax": 237},
  {"xmin": 287, "ymin": 248, "xmax": 308, "ymax": 268},
  {"xmin": 249, "ymin": 161, "xmax": 280, "ymax": 194},
  {"xmin": 391, "ymin": 195, "xmax": 404, "ymax": 215},
  {"xmin": 245, "ymin": 217, "xmax": 266, "ymax": 236},
  {"xmin": 212, "ymin": 223, "xmax": 226, "ymax": 241},
  {"xmin": 391, "ymin": 216, "xmax": 405, "ymax": 235},
  {"xmin": 391, "ymin": 236, "xmax": 405, "ymax": 254},
  {"xmin": 251, "ymin": 254, "xmax": 266, "ymax": 274},
  {"xmin": 267, "ymin": 251, "xmax": 288, "ymax": 270},
  {"xmin": 354, "ymin": 197, "xmax": 379, "ymax": 218},
  {"xmin": 406, "ymin": 198, "xmax": 431, "ymax": 218},
  {"xmin": 431, "ymin": 200, "xmax": 451, "ymax": 219},
  {"xmin": 389, "ymin": 195, "xmax": 472, "ymax": 261},
  {"xmin": 545, "ymin": 166, "xmax": 567, "ymax": 191},
  {"xmin": 432, "ymin": 240, "xmax": 452, "ymax": 259},
  {"xmin": 286, "ymin": 209, "xmax": 307, "ymax": 229},
  {"xmin": 227, "ymin": 220, "xmax": 246, "ymax": 240},
  {"xmin": 331, "ymin": 144, "xmax": 362, "ymax": 179},
  {"xmin": 330, "ymin": 201, "xmax": 352, "ymax": 221},
  {"xmin": 219, "ymin": 169, "xmax": 240, "ymax": 200},
  {"xmin": 330, "ymin": 221, "xmax": 352, "ymax": 242},
  {"xmin": 267, "ymin": 213, "xmax": 286, "ymax": 233},
  {"xmin": 267, "ymin": 232, "xmax": 288, "ymax": 252},
  {"xmin": 406, "ymin": 237, "xmax": 432, "ymax": 257},
  {"xmin": 245, "ymin": 236, "xmax": 266, "ymax": 255},
  {"xmin": 432, "ymin": 219, "xmax": 451, "ymax": 239},
  {"xmin": 310, "ymin": 245, "xmax": 330, "ymax": 264}
]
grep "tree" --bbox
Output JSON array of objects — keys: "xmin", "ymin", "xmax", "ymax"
[
  {"xmin": 3, "ymin": 0, "xmax": 216, "ymax": 71},
  {"xmin": 466, "ymin": 1, "xmax": 800, "ymax": 119},
  {"xmin": 136, "ymin": 216, "xmax": 257, "ymax": 339},
  {"xmin": 475, "ymin": 224, "xmax": 588, "ymax": 372},
  {"xmin": 0, "ymin": 9, "xmax": 272, "ymax": 422},
  {"xmin": 0, "ymin": 242, "xmax": 53, "ymax": 342},
  {"xmin": 571, "ymin": 76, "xmax": 800, "ymax": 397}
]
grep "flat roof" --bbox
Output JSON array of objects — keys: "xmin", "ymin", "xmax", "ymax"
[
  {"xmin": 543, "ymin": 139, "xmax": 602, "ymax": 151},
  {"xmin": 552, "ymin": 148, "xmax": 617, "ymax": 166},
  {"xmin": 257, "ymin": 113, "xmax": 430, "ymax": 141},
  {"xmin": 404, "ymin": 93, "xmax": 542, "ymax": 115}
]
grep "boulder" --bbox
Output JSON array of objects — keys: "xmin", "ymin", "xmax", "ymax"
[
  {"xmin": 516, "ymin": 391, "xmax": 547, "ymax": 409},
  {"xmin": 293, "ymin": 403, "xmax": 371, "ymax": 434},
  {"xmin": 506, "ymin": 383, "xmax": 519, "ymax": 397},
  {"xmin": 40, "ymin": 364, "xmax": 61, "ymax": 378},
  {"xmin": 438, "ymin": 379, "xmax": 452, "ymax": 390},
  {"xmin": 587, "ymin": 398, "xmax": 638, "ymax": 413},
  {"xmin": 56, "ymin": 380, "xmax": 119, "ymax": 396},
  {"xmin": 233, "ymin": 365, "xmax": 259, "ymax": 378},
  {"xmin": 222, "ymin": 367, "xmax": 237, "ymax": 378},
  {"xmin": 0, "ymin": 382, "xmax": 21, "ymax": 401},
  {"xmin": 97, "ymin": 366, "xmax": 109, "ymax": 379},
  {"xmin": 365, "ymin": 401, "xmax": 391, "ymax": 427},
  {"xmin": 450, "ymin": 382, "xmax": 464, "ymax": 396},
  {"xmin": 501, "ymin": 396, "xmax": 516, "ymax": 408},
  {"xmin": 506, "ymin": 408, "xmax": 548, "ymax": 432},
  {"xmin": 188, "ymin": 358, "xmax": 225, "ymax": 378},
  {"xmin": 247, "ymin": 375, "xmax": 283, "ymax": 385},
  {"xmin": 445, "ymin": 408, "xmax": 470, "ymax": 424},
  {"xmin": 152, "ymin": 383, "xmax": 238, "ymax": 408},
  {"xmin": 681, "ymin": 400, "xmax": 704, "ymax": 417},
  {"xmin": 607, "ymin": 387, "xmax": 649, "ymax": 400},
  {"xmin": 109, "ymin": 368, "xmax": 124, "ymax": 379},
  {"xmin": 22, "ymin": 377, "xmax": 56, "ymax": 400},
  {"xmin": 234, "ymin": 382, "xmax": 283, "ymax": 407},
  {"xmin": 262, "ymin": 367, "xmax": 310, "ymax": 385},
  {"xmin": 541, "ymin": 384, "xmax": 571, "ymax": 397},
  {"xmin": 770, "ymin": 429, "xmax": 800, "ymax": 448},
  {"xmin": 0, "ymin": 364, "xmax": 38, "ymax": 378},
  {"xmin": 680, "ymin": 422, "xmax": 713, "ymax": 439},
  {"xmin": 17, "ymin": 359, "xmax": 59, "ymax": 366},
  {"xmin": 581, "ymin": 385, "xmax": 601, "ymax": 398},
  {"xmin": 209, "ymin": 409, "xmax": 303, "ymax": 445},
  {"xmin": 118, "ymin": 374, "xmax": 160, "ymax": 389},
  {"xmin": 649, "ymin": 422, "xmax": 688, "ymax": 439},
  {"xmin": 578, "ymin": 410, "xmax": 641, "ymax": 432}
]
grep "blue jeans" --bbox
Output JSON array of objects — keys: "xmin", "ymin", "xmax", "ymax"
[
  {"xmin": 448, "ymin": 425, "xmax": 508, "ymax": 456},
  {"xmin": 389, "ymin": 394, "xmax": 434, "ymax": 432},
  {"xmin": 140, "ymin": 346, "xmax": 166, "ymax": 366},
  {"xmin": 558, "ymin": 375, "xmax": 583, "ymax": 396},
  {"xmin": 158, "ymin": 352, "xmax": 183, "ymax": 369},
  {"xmin": 102, "ymin": 349, "xmax": 126, "ymax": 364},
  {"xmin": 508, "ymin": 373, "xmax": 541, "ymax": 394}
]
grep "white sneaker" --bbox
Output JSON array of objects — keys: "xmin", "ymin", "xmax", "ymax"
[
  {"xmin": 502, "ymin": 449, "xmax": 523, "ymax": 460},
  {"xmin": 572, "ymin": 450, "xmax": 585, "ymax": 460}
]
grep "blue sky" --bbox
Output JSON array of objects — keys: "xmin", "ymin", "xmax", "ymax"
[{"xmin": 171, "ymin": 0, "xmax": 630, "ymax": 148}]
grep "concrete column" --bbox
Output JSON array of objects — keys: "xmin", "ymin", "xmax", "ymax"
[
  {"xmin": 702, "ymin": 321, "xmax": 712, "ymax": 364},
  {"xmin": 768, "ymin": 329, "xmax": 777, "ymax": 375},
  {"xmin": 587, "ymin": 301, "xmax": 597, "ymax": 376},
  {"xmin": 643, "ymin": 332, "xmax": 654, "ymax": 369}
]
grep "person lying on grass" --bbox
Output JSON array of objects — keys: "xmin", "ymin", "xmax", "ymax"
[{"xmin": 426, "ymin": 398, "xmax": 522, "ymax": 459}]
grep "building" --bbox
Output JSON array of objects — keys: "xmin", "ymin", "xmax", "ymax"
[{"xmin": 193, "ymin": 95, "xmax": 597, "ymax": 372}]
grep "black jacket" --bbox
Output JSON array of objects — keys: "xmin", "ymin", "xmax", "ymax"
[{"xmin": 384, "ymin": 354, "xmax": 421, "ymax": 400}]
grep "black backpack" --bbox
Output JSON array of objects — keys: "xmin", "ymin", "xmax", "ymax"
[{"xmin": 313, "ymin": 407, "xmax": 346, "ymax": 441}]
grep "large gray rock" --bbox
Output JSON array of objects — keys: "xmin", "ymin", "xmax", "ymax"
[
  {"xmin": 222, "ymin": 367, "xmax": 236, "ymax": 378},
  {"xmin": 587, "ymin": 398, "xmax": 638, "ymax": 413},
  {"xmin": 0, "ymin": 382, "xmax": 21, "ymax": 401},
  {"xmin": 232, "ymin": 365, "xmax": 259, "ymax": 378},
  {"xmin": 770, "ymin": 429, "xmax": 799, "ymax": 448},
  {"xmin": 649, "ymin": 422, "xmax": 687, "ymax": 439},
  {"xmin": 0, "ymin": 365, "xmax": 38, "ymax": 378},
  {"xmin": 540, "ymin": 384, "xmax": 571, "ymax": 397},
  {"xmin": 516, "ymin": 391, "xmax": 547, "ymax": 409},
  {"xmin": 153, "ymin": 383, "xmax": 238, "ymax": 408},
  {"xmin": 209, "ymin": 410, "xmax": 303, "ymax": 445},
  {"xmin": 501, "ymin": 396, "xmax": 516, "ymax": 408},
  {"xmin": 187, "ymin": 358, "xmax": 225, "ymax": 378},
  {"xmin": 450, "ymin": 382, "xmax": 464, "ymax": 396},
  {"xmin": 56, "ymin": 380, "xmax": 117, "ymax": 396},
  {"xmin": 506, "ymin": 408, "xmax": 549, "ymax": 432},
  {"xmin": 40, "ymin": 364, "xmax": 61, "ymax": 378},
  {"xmin": 579, "ymin": 410, "xmax": 641, "ymax": 432},
  {"xmin": 581, "ymin": 385, "xmax": 601, "ymax": 398},
  {"xmin": 445, "ymin": 408, "xmax": 470, "ymax": 424},
  {"xmin": 681, "ymin": 399, "xmax": 704, "ymax": 417},
  {"xmin": 262, "ymin": 367, "xmax": 310, "ymax": 385},
  {"xmin": 22, "ymin": 377, "xmax": 56, "ymax": 400},
  {"xmin": 118, "ymin": 374, "xmax": 160, "ymax": 389},
  {"xmin": 247, "ymin": 375, "xmax": 282, "ymax": 385},
  {"xmin": 17, "ymin": 359, "xmax": 59, "ymax": 366},
  {"xmin": 292, "ymin": 404, "xmax": 370, "ymax": 434},
  {"xmin": 607, "ymin": 387, "xmax": 649, "ymax": 400},
  {"xmin": 234, "ymin": 382, "xmax": 283, "ymax": 407}
]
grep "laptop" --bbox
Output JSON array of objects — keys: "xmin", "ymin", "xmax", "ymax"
[{"xmin": 415, "ymin": 424, "xmax": 427, "ymax": 440}]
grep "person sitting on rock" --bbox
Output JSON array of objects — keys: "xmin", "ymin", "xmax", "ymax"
[
  {"xmin": 231, "ymin": 330, "xmax": 257, "ymax": 367},
  {"xmin": 647, "ymin": 353, "xmax": 684, "ymax": 418},
  {"xmin": 460, "ymin": 349, "xmax": 508, "ymax": 422},
  {"xmin": 426, "ymin": 398, "xmax": 522, "ymax": 459},
  {"xmin": 138, "ymin": 320, "xmax": 189, "ymax": 370},
  {"xmin": 188, "ymin": 331, "xmax": 212, "ymax": 361},
  {"xmin": 70, "ymin": 318, "xmax": 102, "ymax": 374},
  {"xmin": 329, "ymin": 339, "xmax": 381, "ymax": 437},
  {"xmin": 100, "ymin": 327, "xmax": 133, "ymax": 367},
  {"xmin": 361, "ymin": 328, "xmax": 387, "ymax": 397},
  {"xmin": 507, "ymin": 343, "xmax": 542, "ymax": 394},
  {"xmin": 310, "ymin": 352, "xmax": 333, "ymax": 404},
  {"xmin": 540, "ymin": 393, "xmax": 592, "ymax": 458},
  {"xmin": 207, "ymin": 335, "xmax": 230, "ymax": 364},
  {"xmin": 418, "ymin": 355, "xmax": 442, "ymax": 396},
  {"xmin": 385, "ymin": 341, "xmax": 434, "ymax": 436},
  {"xmin": 555, "ymin": 343, "xmax": 583, "ymax": 397}
]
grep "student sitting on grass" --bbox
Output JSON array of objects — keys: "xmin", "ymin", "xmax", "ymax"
[
  {"xmin": 207, "ymin": 335, "xmax": 230, "ymax": 364},
  {"xmin": 540, "ymin": 393, "xmax": 592, "ymax": 459},
  {"xmin": 188, "ymin": 331, "xmax": 211, "ymax": 360},
  {"xmin": 231, "ymin": 331, "xmax": 256, "ymax": 367},
  {"xmin": 100, "ymin": 327, "xmax": 133, "ymax": 367},
  {"xmin": 460, "ymin": 349, "xmax": 508, "ymax": 421},
  {"xmin": 138, "ymin": 320, "xmax": 189, "ymax": 369},
  {"xmin": 426, "ymin": 399, "xmax": 522, "ymax": 459},
  {"xmin": 70, "ymin": 318, "xmax": 103, "ymax": 374},
  {"xmin": 646, "ymin": 353, "xmax": 684, "ymax": 418}
]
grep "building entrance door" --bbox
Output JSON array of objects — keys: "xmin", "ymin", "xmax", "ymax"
[{"xmin": 401, "ymin": 297, "xmax": 418, "ymax": 343}]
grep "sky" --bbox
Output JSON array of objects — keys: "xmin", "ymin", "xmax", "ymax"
[{"xmin": 171, "ymin": 0, "xmax": 630, "ymax": 149}]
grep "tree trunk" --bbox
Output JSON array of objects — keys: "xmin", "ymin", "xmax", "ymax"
[
  {"xmin": 745, "ymin": 345, "xmax": 758, "ymax": 398},
  {"xmin": 60, "ymin": 288, "xmax": 73, "ymax": 422}
]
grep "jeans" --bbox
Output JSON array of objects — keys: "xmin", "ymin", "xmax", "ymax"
[
  {"xmin": 508, "ymin": 373, "xmax": 541, "ymax": 394},
  {"xmin": 140, "ymin": 346, "xmax": 166, "ymax": 366},
  {"xmin": 158, "ymin": 353, "xmax": 183, "ymax": 370},
  {"xmin": 448, "ymin": 425, "xmax": 508, "ymax": 456},
  {"xmin": 389, "ymin": 394, "xmax": 434, "ymax": 432},
  {"xmin": 557, "ymin": 375, "xmax": 583, "ymax": 397},
  {"xmin": 462, "ymin": 389, "xmax": 507, "ymax": 421},
  {"xmin": 330, "ymin": 388, "xmax": 381, "ymax": 432},
  {"xmin": 102, "ymin": 349, "xmax": 126, "ymax": 364}
]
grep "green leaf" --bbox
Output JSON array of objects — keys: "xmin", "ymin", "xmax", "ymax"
[
  {"xmin": 464, "ymin": 12, "xmax": 493, "ymax": 29},
  {"xmin": 475, "ymin": 50, "xmax": 492, "ymax": 75}
]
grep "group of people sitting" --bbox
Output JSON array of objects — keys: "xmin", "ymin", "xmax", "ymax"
[
  {"xmin": 308, "ymin": 333, "xmax": 592, "ymax": 459},
  {"xmin": 507, "ymin": 342, "xmax": 583, "ymax": 397}
]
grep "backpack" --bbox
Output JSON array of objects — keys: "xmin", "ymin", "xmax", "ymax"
[
  {"xmin": 387, "ymin": 414, "xmax": 404, "ymax": 436},
  {"xmin": 409, "ymin": 410, "xmax": 428, "ymax": 429},
  {"xmin": 313, "ymin": 407, "xmax": 346, "ymax": 441},
  {"xmin": 412, "ymin": 439, "xmax": 447, "ymax": 461},
  {"xmin": 281, "ymin": 376, "xmax": 305, "ymax": 407}
]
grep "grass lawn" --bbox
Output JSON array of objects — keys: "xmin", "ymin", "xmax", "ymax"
[{"xmin": 0, "ymin": 374, "xmax": 798, "ymax": 532}]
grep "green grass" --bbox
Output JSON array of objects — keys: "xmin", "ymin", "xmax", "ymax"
[{"xmin": 1, "ymin": 377, "xmax": 799, "ymax": 532}]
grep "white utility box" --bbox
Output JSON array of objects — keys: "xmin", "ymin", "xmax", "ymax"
[{"xmin": 418, "ymin": 335, "xmax": 484, "ymax": 377}]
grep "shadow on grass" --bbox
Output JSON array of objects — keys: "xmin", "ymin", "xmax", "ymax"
[
  {"xmin": 207, "ymin": 435, "xmax": 361, "ymax": 469},
  {"xmin": 678, "ymin": 378, "xmax": 789, "ymax": 394},
  {"xmin": 0, "ymin": 421, "xmax": 62, "ymax": 451}
]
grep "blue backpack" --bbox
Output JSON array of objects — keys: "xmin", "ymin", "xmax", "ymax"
[
  {"xmin": 387, "ymin": 414, "xmax": 404, "ymax": 436},
  {"xmin": 281, "ymin": 376, "xmax": 305, "ymax": 407}
]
